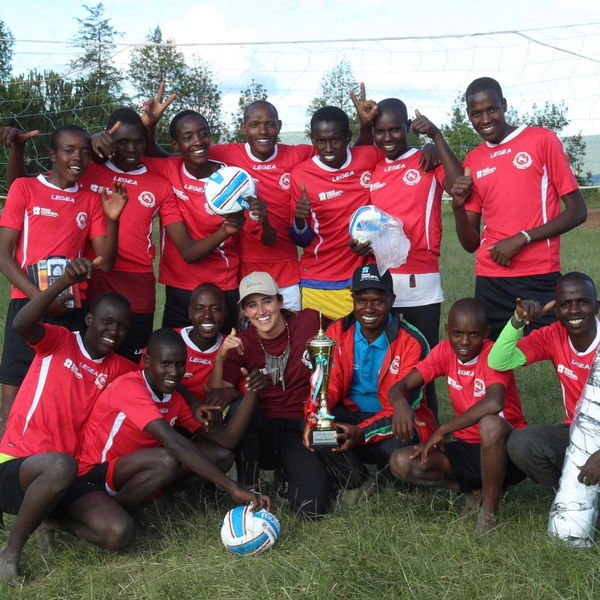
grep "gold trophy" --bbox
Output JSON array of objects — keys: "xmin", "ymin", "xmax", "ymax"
[{"xmin": 307, "ymin": 320, "xmax": 338, "ymax": 449}]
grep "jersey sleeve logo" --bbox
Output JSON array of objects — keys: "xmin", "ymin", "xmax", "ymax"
[
  {"xmin": 513, "ymin": 152, "xmax": 533, "ymax": 170},
  {"xmin": 359, "ymin": 171, "xmax": 372, "ymax": 188},
  {"xmin": 76, "ymin": 212, "xmax": 88, "ymax": 230},
  {"xmin": 138, "ymin": 191, "xmax": 156, "ymax": 208},
  {"xmin": 279, "ymin": 173, "xmax": 291, "ymax": 189},
  {"xmin": 402, "ymin": 169, "xmax": 422, "ymax": 185},
  {"xmin": 389, "ymin": 355, "xmax": 400, "ymax": 375}
]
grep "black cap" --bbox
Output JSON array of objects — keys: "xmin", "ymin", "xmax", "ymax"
[{"xmin": 351, "ymin": 264, "xmax": 393, "ymax": 293}]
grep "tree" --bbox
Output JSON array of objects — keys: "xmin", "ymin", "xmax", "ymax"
[
  {"xmin": 0, "ymin": 70, "xmax": 92, "ymax": 191},
  {"xmin": 179, "ymin": 58, "xmax": 225, "ymax": 142},
  {"xmin": 0, "ymin": 19, "xmax": 13, "ymax": 82},
  {"xmin": 305, "ymin": 59, "xmax": 360, "ymax": 135},
  {"xmin": 129, "ymin": 27, "xmax": 224, "ymax": 143},
  {"xmin": 440, "ymin": 95, "xmax": 481, "ymax": 162},
  {"xmin": 70, "ymin": 3, "xmax": 124, "ymax": 96},
  {"xmin": 227, "ymin": 79, "xmax": 268, "ymax": 142},
  {"xmin": 128, "ymin": 26, "xmax": 187, "ymax": 104},
  {"xmin": 563, "ymin": 133, "xmax": 592, "ymax": 185}
]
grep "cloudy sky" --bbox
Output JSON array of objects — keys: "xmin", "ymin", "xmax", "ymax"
[{"xmin": 2, "ymin": 0, "xmax": 600, "ymax": 134}]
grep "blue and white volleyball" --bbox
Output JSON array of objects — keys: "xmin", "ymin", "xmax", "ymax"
[
  {"xmin": 349, "ymin": 205, "xmax": 393, "ymax": 243},
  {"xmin": 205, "ymin": 166, "xmax": 256, "ymax": 216},
  {"xmin": 221, "ymin": 505, "xmax": 280, "ymax": 555}
]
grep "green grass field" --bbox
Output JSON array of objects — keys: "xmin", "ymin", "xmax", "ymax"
[{"xmin": 1, "ymin": 199, "xmax": 599, "ymax": 599}]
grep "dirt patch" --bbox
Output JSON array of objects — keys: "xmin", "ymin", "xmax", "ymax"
[{"xmin": 581, "ymin": 208, "xmax": 600, "ymax": 229}]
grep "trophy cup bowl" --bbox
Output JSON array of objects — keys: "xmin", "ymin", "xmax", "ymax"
[{"xmin": 307, "ymin": 326, "xmax": 338, "ymax": 449}]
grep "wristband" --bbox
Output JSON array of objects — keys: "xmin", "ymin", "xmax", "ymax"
[
  {"xmin": 520, "ymin": 230, "xmax": 533, "ymax": 244},
  {"xmin": 512, "ymin": 310, "xmax": 526, "ymax": 326},
  {"xmin": 292, "ymin": 220, "xmax": 308, "ymax": 234}
]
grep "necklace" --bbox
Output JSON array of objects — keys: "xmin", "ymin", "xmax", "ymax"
[{"xmin": 257, "ymin": 323, "xmax": 291, "ymax": 390}]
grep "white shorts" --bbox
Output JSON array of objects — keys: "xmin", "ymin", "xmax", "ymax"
[
  {"xmin": 391, "ymin": 272, "xmax": 444, "ymax": 308},
  {"xmin": 280, "ymin": 284, "xmax": 301, "ymax": 311}
]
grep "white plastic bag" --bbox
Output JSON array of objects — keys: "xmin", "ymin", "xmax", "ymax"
[{"xmin": 348, "ymin": 205, "xmax": 411, "ymax": 275}]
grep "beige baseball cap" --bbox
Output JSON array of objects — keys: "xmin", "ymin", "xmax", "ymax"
[{"xmin": 238, "ymin": 271, "xmax": 280, "ymax": 304}]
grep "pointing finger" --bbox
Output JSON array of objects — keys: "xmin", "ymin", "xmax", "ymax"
[
  {"xmin": 359, "ymin": 81, "xmax": 366, "ymax": 102},
  {"xmin": 92, "ymin": 256, "xmax": 103, "ymax": 267},
  {"xmin": 107, "ymin": 121, "xmax": 121, "ymax": 136},
  {"xmin": 415, "ymin": 109, "xmax": 422, "ymax": 118},
  {"xmin": 21, "ymin": 129, "xmax": 40, "ymax": 141},
  {"xmin": 156, "ymin": 81, "xmax": 165, "ymax": 102},
  {"xmin": 542, "ymin": 300, "xmax": 556, "ymax": 314},
  {"xmin": 464, "ymin": 166, "xmax": 471, "ymax": 177}
]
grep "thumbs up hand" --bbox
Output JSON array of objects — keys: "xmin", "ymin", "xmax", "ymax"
[{"xmin": 450, "ymin": 166, "xmax": 473, "ymax": 209}]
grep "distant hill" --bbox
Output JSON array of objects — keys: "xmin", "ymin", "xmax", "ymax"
[
  {"xmin": 580, "ymin": 134, "xmax": 600, "ymax": 183},
  {"xmin": 279, "ymin": 131, "xmax": 310, "ymax": 145}
]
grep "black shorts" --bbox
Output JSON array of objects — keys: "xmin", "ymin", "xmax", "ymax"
[
  {"xmin": 444, "ymin": 441, "xmax": 525, "ymax": 494},
  {"xmin": 161, "ymin": 285, "xmax": 240, "ymax": 333},
  {"xmin": 475, "ymin": 272, "xmax": 559, "ymax": 340},
  {"xmin": 0, "ymin": 299, "xmax": 88, "ymax": 386},
  {"xmin": 56, "ymin": 463, "xmax": 109, "ymax": 512},
  {"xmin": 0, "ymin": 457, "xmax": 28, "ymax": 514}
]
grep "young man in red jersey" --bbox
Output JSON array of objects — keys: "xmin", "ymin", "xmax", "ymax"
[
  {"xmin": 176, "ymin": 282, "xmax": 230, "ymax": 400},
  {"xmin": 352, "ymin": 96, "xmax": 462, "ymax": 352},
  {"xmin": 0, "ymin": 125, "xmax": 127, "ymax": 426},
  {"xmin": 78, "ymin": 108, "xmax": 184, "ymax": 361},
  {"xmin": 209, "ymin": 100, "xmax": 315, "ymax": 310},
  {"xmin": 389, "ymin": 298, "xmax": 526, "ymax": 534},
  {"xmin": 450, "ymin": 77, "xmax": 586, "ymax": 339},
  {"xmin": 139, "ymin": 87, "xmax": 246, "ymax": 331},
  {"xmin": 489, "ymin": 272, "xmax": 600, "ymax": 491},
  {"xmin": 74, "ymin": 328, "xmax": 269, "ymax": 517},
  {"xmin": 291, "ymin": 106, "xmax": 382, "ymax": 320},
  {"xmin": 0, "ymin": 257, "xmax": 136, "ymax": 581}
]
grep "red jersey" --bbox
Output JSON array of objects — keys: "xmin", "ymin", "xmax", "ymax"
[
  {"xmin": 290, "ymin": 147, "xmax": 382, "ymax": 285},
  {"xmin": 209, "ymin": 143, "xmax": 313, "ymax": 286},
  {"xmin": 0, "ymin": 324, "xmax": 135, "ymax": 457},
  {"xmin": 0, "ymin": 175, "xmax": 106, "ymax": 300},
  {"xmin": 80, "ymin": 161, "xmax": 181, "ymax": 313},
  {"xmin": 144, "ymin": 156, "xmax": 239, "ymax": 291},
  {"xmin": 76, "ymin": 370, "xmax": 200, "ymax": 475},
  {"xmin": 516, "ymin": 320, "xmax": 600, "ymax": 423},
  {"xmin": 222, "ymin": 310, "xmax": 320, "ymax": 419},
  {"xmin": 463, "ymin": 126, "xmax": 579, "ymax": 277},
  {"xmin": 177, "ymin": 326, "xmax": 223, "ymax": 401},
  {"xmin": 81, "ymin": 161, "xmax": 181, "ymax": 273},
  {"xmin": 416, "ymin": 339, "xmax": 526, "ymax": 443},
  {"xmin": 370, "ymin": 148, "xmax": 445, "ymax": 274}
]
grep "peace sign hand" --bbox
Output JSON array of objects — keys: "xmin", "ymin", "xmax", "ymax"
[{"xmin": 350, "ymin": 82, "xmax": 378, "ymax": 126}]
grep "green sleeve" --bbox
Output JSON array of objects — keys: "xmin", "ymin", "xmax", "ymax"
[{"xmin": 488, "ymin": 319, "xmax": 527, "ymax": 371}]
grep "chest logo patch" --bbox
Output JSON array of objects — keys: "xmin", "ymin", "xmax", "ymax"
[
  {"xmin": 138, "ymin": 191, "xmax": 156, "ymax": 208},
  {"xmin": 279, "ymin": 173, "xmax": 290, "ymax": 190},
  {"xmin": 513, "ymin": 152, "xmax": 532, "ymax": 170},
  {"xmin": 360, "ymin": 171, "xmax": 372, "ymax": 188},
  {"xmin": 403, "ymin": 169, "xmax": 421, "ymax": 185},
  {"xmin": 473, "ymin": 378, "xmax": 486, "ymax": 397},
  {"xmin": 76, "ymin": 212, "xmax": 88, "ymax": 230}
]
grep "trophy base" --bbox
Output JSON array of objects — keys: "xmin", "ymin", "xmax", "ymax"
[{"xmin": 311, "ymin": 428, "xmax": 339, "ymax": 449}]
